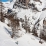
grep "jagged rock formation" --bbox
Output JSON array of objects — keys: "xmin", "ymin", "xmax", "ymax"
[
  {"xmin": 0, "ymin": 2, "xmax": 5, "ymax": 22},
  {"xmin": 5, "ymin": 12, "xmax": 20, "ymax": 38}
]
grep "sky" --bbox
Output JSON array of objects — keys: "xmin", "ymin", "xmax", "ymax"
[
  {"xmin": 0, "ymin": 0, "xmax": 8, "ymax": 2},
  {"xmin": 0, "ymin": 0, "xmax": 13, "ymax": 2}
]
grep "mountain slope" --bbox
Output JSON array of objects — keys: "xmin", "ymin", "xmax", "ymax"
[
  {"xmin": 0, "ymin": 21, "xmax": 17, "ymax": 46},
  {"xmin": 0, "ymin": 21, "xmax": 46, "ymax": 46}
]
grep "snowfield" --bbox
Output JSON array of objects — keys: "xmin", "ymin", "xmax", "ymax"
[
  {"xmin": 0, "ymin": 0, "xmax": 46, "ymax": 46},
  {"xmin": 0, "ymin": 21, "xmax": 46, "ymax": 46},
  {"xmin": 0, "ymin": 21, "xmax": 17, "ymax": 46}
]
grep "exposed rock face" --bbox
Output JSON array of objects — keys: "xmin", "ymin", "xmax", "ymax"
[
  {"xmin": 25, "ymin": 0, "xmax": 30, "ymax": 7},
  {"xmin": 18, "ymin": 0, "xmax": 30, "ymax": 7},
  {"xmin": 34, "ymin": 0, "xmax": 42, "ymax": 3},
  {"xmin": 34, "ymin": 0, "xmax": 40, "ymax": 2},
  {"xmin": 0, "ymin": 2, "xmax": 5, "ymax": 22},
  {"xmin": 5, "ymin": 12, "xmax": 20, "ymax": 38}
]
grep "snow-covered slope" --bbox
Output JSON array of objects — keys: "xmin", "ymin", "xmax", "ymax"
[
  {"xmin": 1, "ymin": 0, "xmax": 46, "ymax": 46},
  {"xmin": 15, "ymin": 34, "xmax": 46, "ymax": 46},
  {"xmin": 3, "ymin": 0, "xmax": 16, "ymax": 9},
  {"xmin": 3, "ymin": 0, "xmax": 46, "ymax": 11},
  {"xmin": 0, "ymin": 21, "xmax": 46, "ymax": 46},
  {"xmin": 40, "ymin": 0, "xmax": 46, "ymax": 8},
  {"xmin": 0, "ymin": 21, "xmax": 17, "ymax": 46},
  {"xmin": 2, "ymin": 0, "xmax": 46, "ymax": 32}
]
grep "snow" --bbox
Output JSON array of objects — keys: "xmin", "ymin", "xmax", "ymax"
[
  {"xmin": 1, "ymin": 0, "xmax": 46, "ymax": 32},
  {"xmin": 0, "ymin": 0, "xmax": 46, "ymax": 46},
  {"xmin": 40, "ymin": 0, "xmax": 46, "ymax": 8},
  {"xmin": 0, "ymin": 21, "xmax": 17, "ymax": 46},
  {"xmin": 40, "ymin": 10, "xmax": 46, "ymax": 20},
  {"xmin": 0, "ymin": 21, "xmax": 46, "ymax": 46},
  {"xmin": 17, "ymin": 8, "xmax": 32, "ymax": 19},
  {"xmin": 3, "ymin": 0, "xmax": 16, "ymax": 9},
  {"xmin": 8, "ymin": 3, "xmax": 46, "ymax": 32},
  {"xmin": 15, "ymin": 34, "xmax": 46, "ymax": 46},
  {"xmin": 29, "ymin": 0, "xmax": 43, "ymax": 11}
]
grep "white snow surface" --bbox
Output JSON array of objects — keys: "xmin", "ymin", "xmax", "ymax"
[
  {"xmin": 2, "ymin": 0, "xmax": 46, "ymax": 35},
  {"xmin": 0, "ymin": 21, "xmax": 17, "ymax": 46},
  {"xmin": 1, "ymin": 0, "xmax": 46, "ymax": 46},
  {"xmin": 2, "ymin": 0, "xmax": 46, "ymax": 11},
  {"xmin": 0, "ymin": 21, "xmax": 46, "ymax": 46}
]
